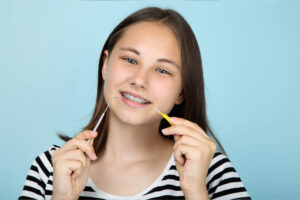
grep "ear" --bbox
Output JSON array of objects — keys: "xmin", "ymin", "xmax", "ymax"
[
  {"xmin": 102, "ymin": 50, "xmax": 109, "ymax": 81},
  {"xmin": 175, "ymin": 91, "xmax": 184, "ymax": 105}
]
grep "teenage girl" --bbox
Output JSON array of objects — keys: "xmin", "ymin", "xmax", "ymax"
[{"xmin": 19, "ymin": 7, "xmax": 251, "ymax": 200}]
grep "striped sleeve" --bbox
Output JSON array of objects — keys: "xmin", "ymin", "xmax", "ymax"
[
  {"xmin": 19, "ymin": 145, "xmax": 60, "ymax": 200},
  {"xmin": 206, "ymin": 152, "xmax": 251, "ymax": 200}
]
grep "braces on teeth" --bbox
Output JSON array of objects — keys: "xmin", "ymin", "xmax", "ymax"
[{"xmin": 122, "ymin": 93, "xmax": 150, "ymax": 104}]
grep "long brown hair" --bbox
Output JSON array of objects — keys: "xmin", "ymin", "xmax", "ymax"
[{"xmin": 59, "ymin": 7, "xmax": 226, "ymax": 154}]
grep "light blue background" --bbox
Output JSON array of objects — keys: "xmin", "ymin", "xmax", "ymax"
[{"xmin": 0, "ymin": 0, "xmax": 299, "ymax": 199}]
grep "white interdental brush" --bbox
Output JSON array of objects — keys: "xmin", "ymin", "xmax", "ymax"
[{"xmin": 88, "ymin": 97, "xmax": 118, "ymax": 143}]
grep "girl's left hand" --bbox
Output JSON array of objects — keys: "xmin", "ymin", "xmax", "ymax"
[{"xmin": 162, "ymin": 117, "xmax": 217, "ymax": 199}]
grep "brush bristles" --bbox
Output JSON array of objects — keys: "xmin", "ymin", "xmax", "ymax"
[{"xmin": 153, "ymin": 107, "xmax": 161, "ymax": 114}]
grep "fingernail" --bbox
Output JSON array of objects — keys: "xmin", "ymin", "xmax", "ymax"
[
  {"xmin": 162, "ymin": 128, "xmax": 168, "ymax": 134},
  {"xmin": 170, "ymin": 117, "xmax": 176, "ymax": 123},
  {"xmin": 92, "ymin": 153, "xmax": 97, "ymax": 160}
]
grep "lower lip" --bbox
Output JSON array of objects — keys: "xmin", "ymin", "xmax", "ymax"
[{"xmin": 120, "ymin": 93, "xmax": 151, "ymax": 109}]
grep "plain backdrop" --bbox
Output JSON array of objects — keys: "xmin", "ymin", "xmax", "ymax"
[{"xmin": 0, "ymin": 0, "xmax": 299, "ymax": 199}]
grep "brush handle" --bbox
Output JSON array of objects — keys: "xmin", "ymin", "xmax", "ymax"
[
  {"xmin": 162, "ymin": 113, "xmax": 173, "ymax": 126},
  {"xmin": 88, "ymin": 112, "xmax": 105, "ymax": 144},
  {"xmin": 87, "ymin": 97, "xmax": 119, "ymax": 144}
]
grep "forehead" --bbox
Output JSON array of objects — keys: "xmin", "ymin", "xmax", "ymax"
[{"xmin": 114, "ymin": 22, "xmax": 181, "ymax": 67}]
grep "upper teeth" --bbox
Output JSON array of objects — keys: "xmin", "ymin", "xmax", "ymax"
[{"xmin": 122, "ymin": 92, "xmax": 149, "ymax": 104}]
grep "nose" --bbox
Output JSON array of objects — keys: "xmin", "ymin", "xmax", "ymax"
[{"xmin": 129, "ymin": 68, "xmax": 149, "ymax": 90}]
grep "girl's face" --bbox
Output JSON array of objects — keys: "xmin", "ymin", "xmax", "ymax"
[{"xmin": 102, "ymin": 22, "xmax": 184, "ymax": 126}]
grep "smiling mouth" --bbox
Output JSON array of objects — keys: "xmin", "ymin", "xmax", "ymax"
[{"xmin": 120, "ymin": 92, "xmax": 151, "ymax": 104}]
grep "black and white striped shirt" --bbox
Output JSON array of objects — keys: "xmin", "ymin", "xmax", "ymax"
[{"xmin": 19, "ymin": 145, "xmax": 251, "ymax": 200}]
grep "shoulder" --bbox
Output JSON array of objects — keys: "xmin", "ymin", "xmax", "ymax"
[
  {"xmin": 19, "ymin": 145, "xmax": 61, "ymax": 199},
  {"xmin": 206, "ymin": 152, "xmax": 251, "ymax": 199},
  {"xmin": 32, "ymin": 145, "xmax": 61, "ymax": 176},
  {"xmin": 207, "ymin": 151, "xmax": 240, "ymax": 182},
  {"xmin": 46, "ymin": 144, "xmax": 60, "ymax": 156},
  {"xmin": 208, "ymin": 151, "xmax": 235, "ymax": 175},
  {"xmin": 36, "ymin": 144, "xmax": 60, "ymax": 164}
]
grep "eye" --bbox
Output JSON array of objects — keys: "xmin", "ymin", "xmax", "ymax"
[
  {"xmin": 156, "ymin": 68, "xmax": 171, "ymax": 75},
  {"xmin": 123, "ymin": 57, "xmax": 137, "ymax": 65}
]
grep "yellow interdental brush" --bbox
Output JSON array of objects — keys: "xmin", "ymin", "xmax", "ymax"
[{"xmin": 153, "ymin": 107, "xmax": 173, "ymax": 126}]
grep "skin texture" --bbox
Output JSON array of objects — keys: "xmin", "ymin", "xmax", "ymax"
[
  {"xmin": 163, "ymin": 117, "xmax": 216, "ymax": 200},
  {"xmin": 51, "ymin": 22, "xmax": 216, "ymax": 200},
  {"xmin": 101, "ymin": 22, "xmax": 184, "ymax": 127},
  {"xmin": 51, "ymin": 130, "xmax": 98, "ymax": 200}
]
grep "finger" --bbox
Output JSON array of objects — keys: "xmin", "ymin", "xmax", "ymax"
[
  {"xmin": 54, "ymin": 149, "xmax": 88, "ymax": 168},
  {"xmin": 174, "ymin": 136, "xmax": 216, "ymax": 157},
  {"xmin": 170, "ymin": 117, "xmax": 209, "ymax": 139},
  {"xmin": 173, "ymin": 135, "xmax": 201, "ymax": 151},
  {"xmin": 170, "ymin": 117, "xmax": 200, "ymax": 130},
  {"xmin": 63, "ymin": 130, "xmax": 97, "ymax": 150},
  {"xmin": 162, "ymin": 125, "xmax": 204, "ymax": 142},
  {"xmin": 71, "ymin": 163, "xmax": 84, "ymax": 179},
  {"xmin": 85, "ymin": 154, "xmax": 91, "ymax": 168},
  {"xmin": 63, "ymin": 138, "xmax": 97, "ymax": 160},
  {"xmin": 58, "ymin": 160, "xmax": 83, "ymax": 177},
  {"xmin": 174, "ymin": 135, "xmax": 181, "ymax": 142},
  {"xmin": 75, "ymin": 130, "xmax": 98, "ymax": 141},
  {"xmin": 72, "ymin": 156, "xmax": 91, "ymax": 179},
  {"xmin": 174, "ymin": 143, "xmax": 199, "ymax": 165}
]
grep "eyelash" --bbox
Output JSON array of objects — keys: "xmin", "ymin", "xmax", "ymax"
[
  {"xmin": 123, "ymin": 57, "xmax": 137, "ymax": 65},
  {"xmin": 156, "ymin": 69, "xmax": 171, "ymax": 75},
  {"xmin": 122, "ymin": 57, "xmax": 171, "ymax": 75}
]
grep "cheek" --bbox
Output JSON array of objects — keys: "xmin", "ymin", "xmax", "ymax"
[
  {"xmin": 103, "ymin": 63, "xmax": 130, "ymax": 101},
  {"xmin": 152, "ymin": 78, "xmax": 181, "ymax": 107},
  {"xmin": 106, "ymin": 64, "xmax": 130, "ymax": 85}
]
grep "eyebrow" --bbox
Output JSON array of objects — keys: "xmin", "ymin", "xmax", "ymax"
[
  {"xmin": 119, "ymin": 47, "xmax": 140, "ymax": 55},
  {"xmin": 119, "ymin": 47, "xmax": 180, "ymax": 69},
  {"xmin": 157, "ymin": 58, "xmax": 180, "ymax": 69}
]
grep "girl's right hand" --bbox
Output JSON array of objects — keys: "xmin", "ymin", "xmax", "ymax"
[{"xmin": 51, "ymin": 130, "xmax": 98, "ymax": 200}]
